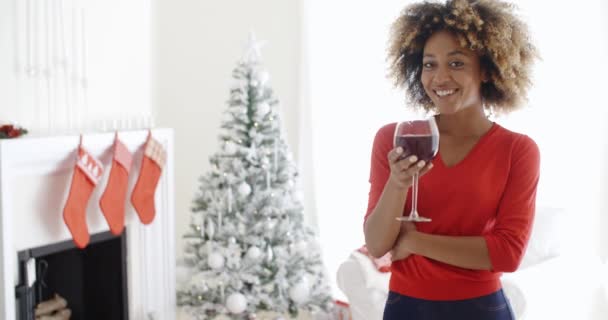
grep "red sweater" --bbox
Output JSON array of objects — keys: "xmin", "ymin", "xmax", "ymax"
[{"xmin": 364, "ymin": 122, "xmax": 540, "ymax": 300}]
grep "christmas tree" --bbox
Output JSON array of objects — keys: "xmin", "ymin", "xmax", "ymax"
[{"xmin": 177, "ymin": 34, "xmax": 334, "ymax": 320}]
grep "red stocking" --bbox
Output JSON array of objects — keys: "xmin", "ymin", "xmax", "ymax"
[
  {"xmin": 63, "ymin": 146, "xmax": 103, "ymax": 248},
  {"xmin": 131, "ymin": 133, "xmax": 166, "ymax": 224},
  {"xmin": 99, "ymin": 136, "xmax": 133, "ymax": 235}
]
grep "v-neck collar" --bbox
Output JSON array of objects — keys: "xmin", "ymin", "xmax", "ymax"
[{"xmin": 435, "ymin": 122, "xmax": 499, "ymax": 170}]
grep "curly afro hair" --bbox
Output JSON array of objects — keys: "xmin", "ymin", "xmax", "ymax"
[{"xmin": 387, "ymin": 0, "xmax": 538, "ymax": 114}]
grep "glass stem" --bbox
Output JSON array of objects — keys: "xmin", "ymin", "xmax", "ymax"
[{"xmin": 411, "ymin": 172, "xmax": 419, "ymax": 218}]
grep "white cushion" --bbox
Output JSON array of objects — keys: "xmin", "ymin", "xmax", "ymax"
[
  {"xmin": 349, "ymin": 251, "xmax": 391, "ymax": 290},
  {"xmin": 336, "ymin": 252, "xmax": 389, "ymax": 320},
  {"xmin": 519, "ymin": 206, "xmax": 566, "ymax": 269}
]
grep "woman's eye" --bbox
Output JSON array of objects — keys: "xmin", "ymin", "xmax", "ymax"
[
  {"xmin": 423, "ymin": 62, "xmax": 434, "ymax": 69},
  {"xmin": 450, "ymin": 61, "xmax": 464, "ymax": 67}
]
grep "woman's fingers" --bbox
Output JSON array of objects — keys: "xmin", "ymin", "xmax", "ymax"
[
  {"xmin": 418, "ymin": 161, "xmax": 434, "ymax": 177},
  {"xmin": 399, "ymin": 159, "xmax": 427, "ymax": 177},
  {"xmin": 387, "ymin": 147, "xmax": 434, "ymax": 189},
  {"xmin": 387, "ymin": 147, "xmax": 408, "ymax": 164}
]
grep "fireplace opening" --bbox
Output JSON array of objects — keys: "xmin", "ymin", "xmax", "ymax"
[{"xmin": 15, "ymin": 231, "xmax": 129, "ymax": 320}]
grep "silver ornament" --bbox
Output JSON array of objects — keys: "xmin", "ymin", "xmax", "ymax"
[
  {"xmin": 246, "ymin": 246, "xmax": 262, "ymax": 260},
  {"xmin": 207, "ymin": 252, "xmax": 225, "ymax": 269},
  {"xmin": 238, "ymin": 182, "xmax": 252, "ymax": 197},
  {"xmin": 289, "ymin": 281, "xmax": 310, "ymax": 304},
  {"xmin": 226, "ymin": 292, "xmax": 247, "ymax": 314}
]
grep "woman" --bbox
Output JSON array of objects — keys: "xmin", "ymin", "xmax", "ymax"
[{"xmin": 363, "ymin": 0, "xmax": 540, "ymax": 319}]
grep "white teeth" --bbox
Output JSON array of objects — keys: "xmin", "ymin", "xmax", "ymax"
[{"xmin": 435, "ymin": 89, "xmax": 456, "ymax": 97}]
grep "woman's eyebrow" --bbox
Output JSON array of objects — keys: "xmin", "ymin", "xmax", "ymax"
[{"xmin": 423, "ymin": 50, "xmax": 469, "ymax": 58}]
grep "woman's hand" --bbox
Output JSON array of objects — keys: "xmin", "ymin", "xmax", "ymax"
[
  {"xmin": 390, "ymin": 222, "xmax": 417, "ymax": 261},
  {"xmin": 387, "ymin": 147, "xmax": 433, "ymax": 190}
]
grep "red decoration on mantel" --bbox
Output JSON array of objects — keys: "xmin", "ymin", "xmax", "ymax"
[
  {"xmin": 0, "ymin": 124, "xmax": 28, "ymax": 138},
  {"xmin": 63, "ymin": 145, "xmax": 104, "ymax": 248},
  {"xmin": 99, "ymin": 135, "xmax": 133, "ymax": 235},
  {"xmin": 131, "ymin": 132, "xmax": 166, "ymax": 225}
]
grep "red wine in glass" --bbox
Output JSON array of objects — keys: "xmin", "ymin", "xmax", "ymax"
[
  {"xmin": 393, "ymin": 118, "xmax": 440, "ymax": 222},
  {"xmin": 394, "ymin": 134, "xmax": 438, "ymax": 162}
]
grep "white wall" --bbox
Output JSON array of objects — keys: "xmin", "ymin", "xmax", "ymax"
[
  {"xmin": 599, "ymin": 0, "xmax": 608, "ymax": 262},
  {"xmin": 0, "ymin": 0, "xmax": 152, "ymax": 134},
  {"xmin": 152, "ymin": 0, "xmax": 303, "ymax": 260}
]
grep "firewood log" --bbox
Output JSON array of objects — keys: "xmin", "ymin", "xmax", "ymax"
[
  {"xmin": 35, "ymin": 308, "xmax": 71, "ymax": 320},
  {"xmin": 34, "ymin": 294, "xmax": 68, "ymax": 317}
]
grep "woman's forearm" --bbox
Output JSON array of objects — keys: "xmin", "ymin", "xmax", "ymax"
[
  {"xmin": 407, "ymin": 231, "xmax": 493, "ymax": 270},
  {"xmin": 364, "ymin": 180, "xmax": 408, "ymax": 258}
]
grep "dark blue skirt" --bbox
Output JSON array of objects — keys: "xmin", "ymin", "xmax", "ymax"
[{"xmin": 383, "ymin": 289, "xmax": 514, "ymax": 320}]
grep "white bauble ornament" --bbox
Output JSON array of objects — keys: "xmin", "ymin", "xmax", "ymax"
[
  {"xmin": 256, "ymin": 102, "xmax": 270, "ymax": 116},
  {"xmin": 289, "ymin": 281, "xmax": 310, "ymax": 304},
  {"xmin": 246, "ymin": 246, "xmax": 262, "ymax": 260},
  {"xmin": 207, "ymin": 252, "xmax": 225, "ymax": 269},
  {"xmin": 224, "ymin": 141, "xmax": 237, "ymax": 154},
  {"xmin": 226, "ymin": 293, "xmax": 248, "ymax": 314},
  {"xmin": 238, "ymin": 182, "xmax": 252, "ymax": 197}
]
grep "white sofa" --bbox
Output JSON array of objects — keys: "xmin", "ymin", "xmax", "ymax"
[{"xmin": 336, "ymin": 207, "xmax": 608, "ymax": 319}]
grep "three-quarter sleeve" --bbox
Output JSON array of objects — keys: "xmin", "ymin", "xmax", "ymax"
[
  {"xmin": 364, "ymin": 124, "xmax": 394, "ymax": 225},
  {"xmin": 483, "ymin": 135, "xmax": 541, "ymax": 272}
]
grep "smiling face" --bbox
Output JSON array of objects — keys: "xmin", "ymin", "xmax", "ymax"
[{"xmin": 420, "ymin": 30, "xmax": 486, "ymax": 115}]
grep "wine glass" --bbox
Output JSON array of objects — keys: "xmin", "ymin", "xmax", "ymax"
[{"xmin": 393, "ymin": 117, "xmax": 440, "ymax": 222}]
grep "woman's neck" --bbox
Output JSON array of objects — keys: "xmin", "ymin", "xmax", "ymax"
[{"xmin": 434, "ymin": 106, "xmax": 493, "ymax": 138}]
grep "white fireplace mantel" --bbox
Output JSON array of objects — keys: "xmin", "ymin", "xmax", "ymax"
[{"xmin": 0, "ymin": 129, "xmax": 176, "ymax": 320}]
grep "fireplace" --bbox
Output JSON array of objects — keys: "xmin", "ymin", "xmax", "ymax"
[
  {"xmin": 0, "ymin": 130, "xmax": 176, "ymax": 320},
  {"xmin": 16, "ymin": 231, "xmax": 129, "ymax": 320}
]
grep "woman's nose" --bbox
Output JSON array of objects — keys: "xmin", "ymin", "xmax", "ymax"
[{"xmin": 433, "ymin": 67, "xmax": 451, "ymax": 84}]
